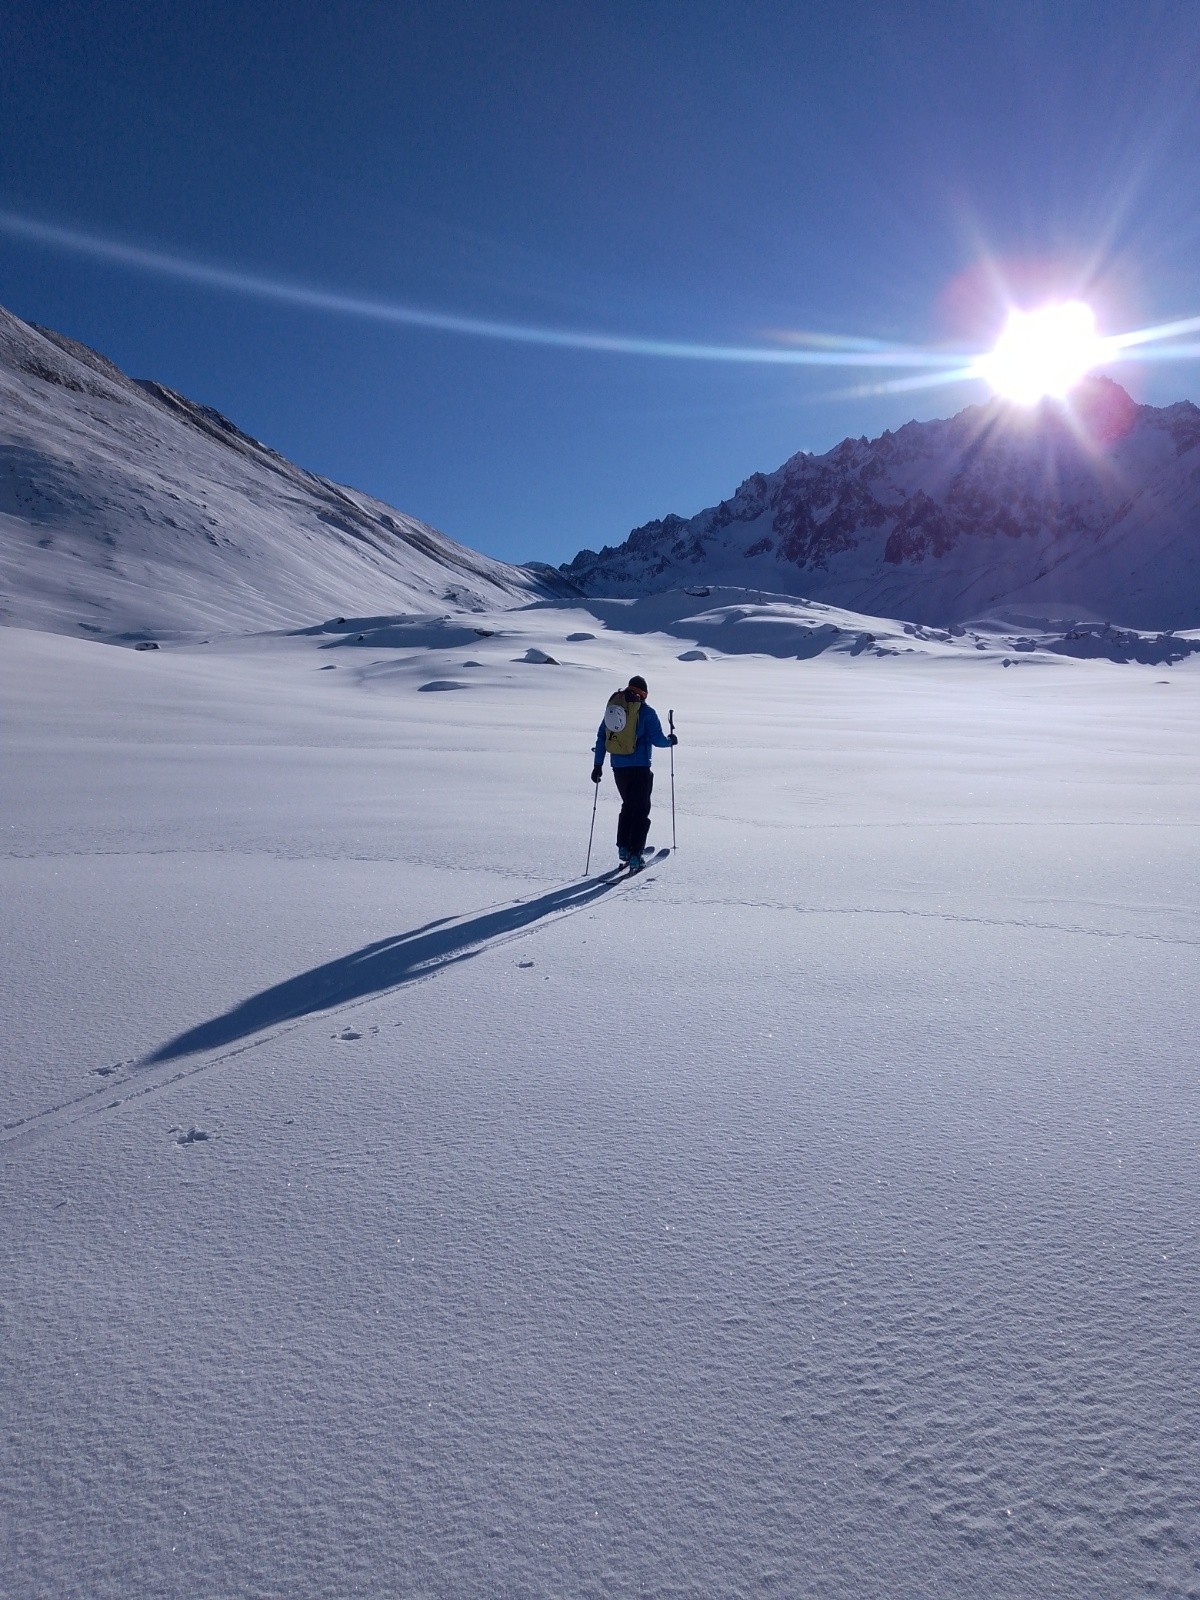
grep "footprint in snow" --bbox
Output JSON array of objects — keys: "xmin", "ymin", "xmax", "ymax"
[
  {"xmin": 517, "ymin": 959, "xmax": 535, "ymax": 969},
  {"xmin": 334, "ymin": 1027, "xmax": 363, "ymax": 1041},
  {"xmin": 171, "ymin": 1125, "xmax": 211, "ymax": 1146}
]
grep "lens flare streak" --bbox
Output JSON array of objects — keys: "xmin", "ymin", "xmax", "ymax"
[{"xmin": 1, "ymin": 208, "xmax": 1198, "ymax": 395}]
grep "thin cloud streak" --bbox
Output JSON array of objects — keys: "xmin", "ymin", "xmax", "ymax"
[{"xmin": 0, "ymin": 209, "xmax": 968, "ymax": 371}]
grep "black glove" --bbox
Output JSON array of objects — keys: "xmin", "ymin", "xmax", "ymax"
[
  {"xmin": 668, "ymin": 733, "xmax": 678, "ymax": 746},
  {"xmin": 591, "ymin": 765, "xmax": 603, "ymax": 783}
]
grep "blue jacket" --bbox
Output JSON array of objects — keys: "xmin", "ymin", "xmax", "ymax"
[{"xmin": 594, "ymin": 700, "xmax": 673, "ymax": 769}]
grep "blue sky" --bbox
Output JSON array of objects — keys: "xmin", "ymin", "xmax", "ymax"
[{"xmin": 2, "ymin": 0, "xmax": 1199, "ymax": 566}]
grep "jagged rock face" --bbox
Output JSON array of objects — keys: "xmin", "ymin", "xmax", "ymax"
[{"xmin": 562, "ymin": 378, "xmax": 1200, "ymax": 628}]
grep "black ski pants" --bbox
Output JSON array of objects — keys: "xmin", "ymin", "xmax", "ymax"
[{"xmin": 613, "ymin": 765, "xmax": 653, "ymax": 855}]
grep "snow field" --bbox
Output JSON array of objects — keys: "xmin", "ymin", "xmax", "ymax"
[{"xmin": 3, "ymin": 615, "xmax": 1199, "ymax": 1598}]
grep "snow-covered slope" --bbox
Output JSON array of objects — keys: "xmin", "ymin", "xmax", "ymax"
[
  {"xmin": 563, "ymin": 377, "xmax": 1200, "ymax": 629},
  {"xmin": 0, "ymin": 303, "xmax": 562, "ymax": 640}
]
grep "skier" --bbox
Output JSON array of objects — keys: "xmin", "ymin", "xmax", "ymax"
[{"xmin": 591, "ymin": 674, "xmax": 677, "ymax": 870}]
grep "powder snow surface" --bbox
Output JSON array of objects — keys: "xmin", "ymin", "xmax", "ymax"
[{"xmin": 2, "ymin": 613, "xmax": 1199, "ymax": 1599}]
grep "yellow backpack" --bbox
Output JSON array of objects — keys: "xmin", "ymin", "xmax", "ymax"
[{"xmin": 603, "ymin": 690, "xmax": 641, "ymax": 756}]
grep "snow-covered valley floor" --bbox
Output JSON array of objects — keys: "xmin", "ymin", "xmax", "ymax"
[{"xmin": 3, "ymin": 611, "xmax": 1199, "ymax": 1598}]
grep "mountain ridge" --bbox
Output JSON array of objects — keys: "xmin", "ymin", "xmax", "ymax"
[
  {"xmin": 0, "ymin": 302, "xmax": 567, "ymax": 641},
  {"xmin": 561, "ymin": 377, "xmax": 1200, "ymax": 629}
]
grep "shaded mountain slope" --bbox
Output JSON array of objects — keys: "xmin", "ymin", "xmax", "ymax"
[{"xmin": 563, "ymin": 378, "xmax": 1200, "ymax": 628}]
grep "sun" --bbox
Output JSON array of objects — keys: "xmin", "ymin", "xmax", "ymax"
[{"xmin": 977, "ymin": 300, "xmax": 1107, "ymax": 405}]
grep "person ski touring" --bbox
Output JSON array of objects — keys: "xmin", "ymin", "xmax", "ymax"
[{"xmin": 591, "ymin": 674, "xmax": 677, "ymax": 870}]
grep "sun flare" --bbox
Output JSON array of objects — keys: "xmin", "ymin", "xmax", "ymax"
[{"xmin": 978, "ymin": 301, "xmax": 1107, "ymax": 405}]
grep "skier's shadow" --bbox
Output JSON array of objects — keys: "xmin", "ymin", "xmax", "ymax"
[{"xmin": 144, "ymin": 871, "xmax": 623, "ymax": 1065}]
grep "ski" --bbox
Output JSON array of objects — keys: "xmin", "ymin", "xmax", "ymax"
[{"xmin": 622, "ymin": 846, "xmax": 671, "ymax": 875}]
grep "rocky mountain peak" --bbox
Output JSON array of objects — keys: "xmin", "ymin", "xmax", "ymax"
[{"xmin": 561, "ymin": 379, "xmax": 1200, "ymax": 629}]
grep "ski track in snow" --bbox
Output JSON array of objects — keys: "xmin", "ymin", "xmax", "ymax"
[
  {"xmin": 7, "ymin": 864, "xmax": 1189, "ymax": 1158},
  {"xmin": 0, "ymin": 859, "xmax": 669, "ymax": 1153},
  {"xmin": 5, "ymin": 884, "xmax": 1193, "ymax": 1155},
  {"xmin": 676, "ymin": 894, "xmax": 1200, "ymax": 947}
]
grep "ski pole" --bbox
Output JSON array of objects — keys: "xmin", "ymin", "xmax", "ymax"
[
  {"xmin": 668, "ymin": 708, "xmax": 677, "ymax": 851},
  {"xmin": 585, "ymin": 776, "xmax": 599, "ymax": 874}
]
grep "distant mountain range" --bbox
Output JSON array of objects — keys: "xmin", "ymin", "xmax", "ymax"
[
  {"xmin": 6, "ymin": 299, "xmax": 1200, "ymax": 641},
  {"xmin": 561, "ymin": 377, "xmax": 1200, "ymax": 629},
  {"xmin": 0, "ymin": 303, "xmax": 569, "ymax": 640}
]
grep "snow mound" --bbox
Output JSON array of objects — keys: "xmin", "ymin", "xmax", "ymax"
[{"xmin": 572, "ymin": 588, "xmax": 1200, "ymax": 667}]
